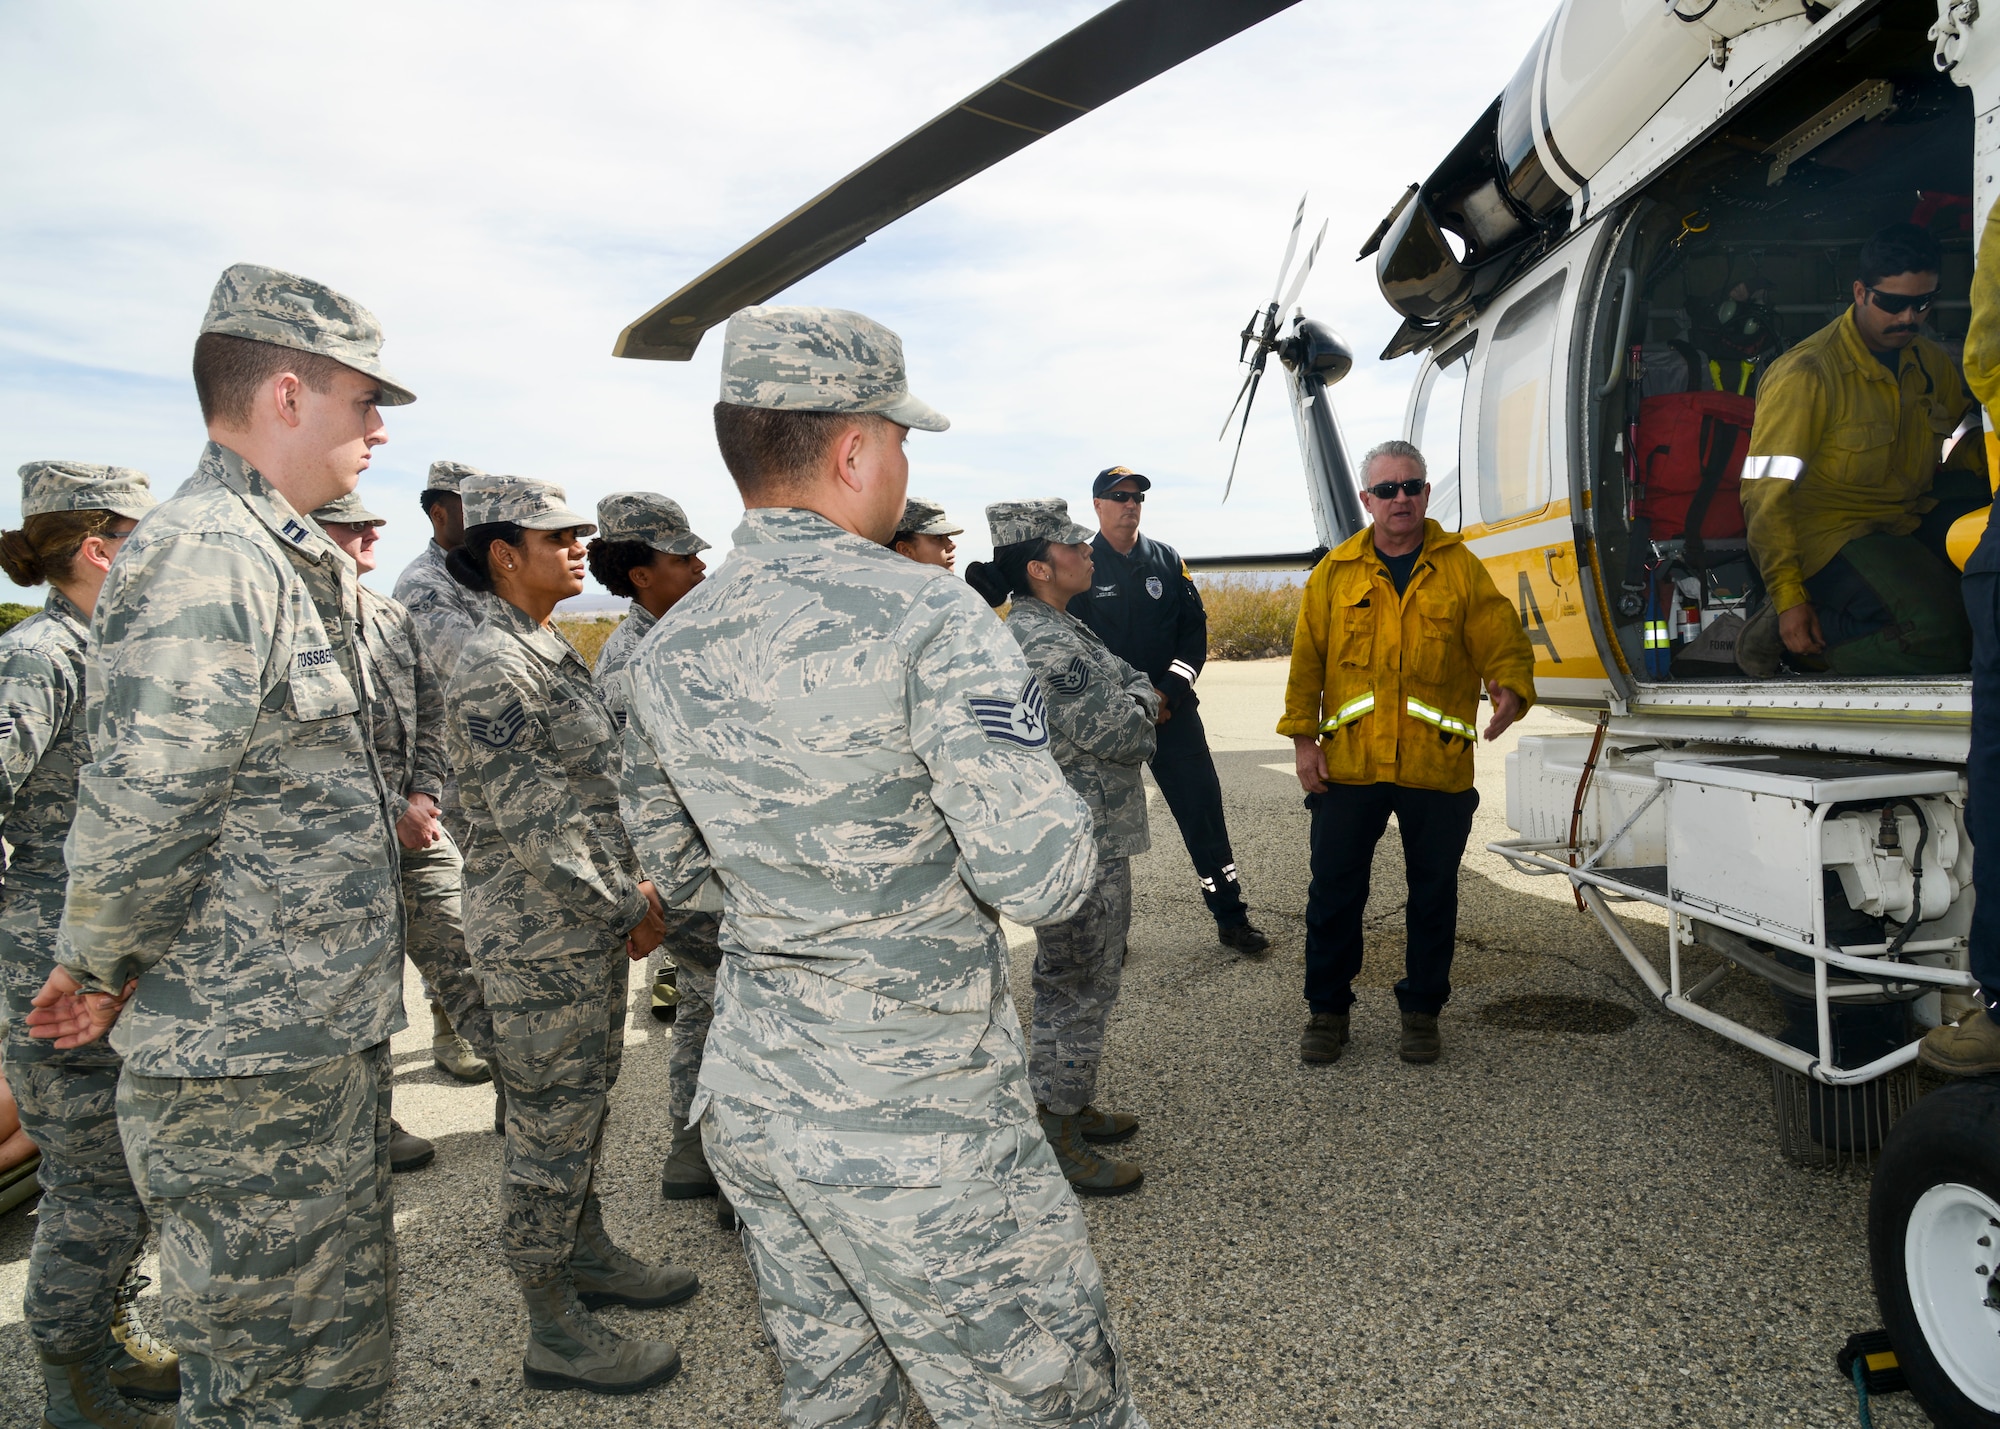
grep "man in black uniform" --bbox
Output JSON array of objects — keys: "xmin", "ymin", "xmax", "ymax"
[{"xmin": 1070, "ymin": 466, "xmax": 1270, "ymax": 954}]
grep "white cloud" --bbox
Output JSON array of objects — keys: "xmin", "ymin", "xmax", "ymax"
[{"xmin": 0, "ymin": 0, "xmax": 1552, "ymax": 590}]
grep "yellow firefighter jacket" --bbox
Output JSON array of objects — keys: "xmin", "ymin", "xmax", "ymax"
[
  {"xmin": 1740, "ymin": 307, "xmax": 1971, "ymax": 614},
  {"xmin": 1278, "ymin": 519, "xmax": 1536, "ymax": 794},
  {"xmin": 1964, "ymin": 202, "xmax": 2000, "ymax": 447}
]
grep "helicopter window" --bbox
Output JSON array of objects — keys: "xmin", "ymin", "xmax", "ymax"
[
  {"xmin": 1477, "ymin": 271, "xmax": 1567, "ymax": 525},
  {"xmin": 1413, "ymin": 339, "xmax": 1473, "ymax": 532}
]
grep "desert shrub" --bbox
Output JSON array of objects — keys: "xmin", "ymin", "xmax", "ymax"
[
  {"xmin": 1200, "ymin": 577, "xmax": 1303, "ymax": 661},
  {"xmin": 0, "ymin": 603, "xmax": 38, "ymax": 638},
  {"xmin": 555, "ymin": 615, "xmax": 620, "ymax": 668}
]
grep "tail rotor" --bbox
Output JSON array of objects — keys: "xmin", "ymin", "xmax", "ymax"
[{"xmin": 1220, "ymin": 194, "xmax": 1328, "ymax": 501}]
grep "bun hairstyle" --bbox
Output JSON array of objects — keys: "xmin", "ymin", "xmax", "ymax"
[
  {"xmin": 962, "ymin": 538, "xmax": 1051, "ymax": 610},
  {"xmin": 585, "ymin": 538, "xmax": 655, "ymax": 600},
  {"xmin": 445, "ymin": 521, "xmax": 528, "ymax": 593},
  {"xmin": 0, "ymin": 508, "xmax": 117, "ymax": 588}
]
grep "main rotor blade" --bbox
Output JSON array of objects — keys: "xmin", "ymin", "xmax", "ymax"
[
  {"xmin": 1222, "ymin": 364, "xmax": 1266, "ymax": 504},
  {"xmin": 1277, "ymin": 218, "xmax": 1328, "ymax": 316},
  {"xmin": 614, "ymin": 0, "xmax": 1306, "ymax": 361},
  {"xmin": 1267, "ymin": 193, "xmax": 1307, "ymax": 308}
]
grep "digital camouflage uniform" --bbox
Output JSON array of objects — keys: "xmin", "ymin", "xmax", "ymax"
[
  {"xmin": 65, "ymin": 426, "xmax": 407, "ymax": 1427},
  {"xmin": 0, "ymin": 463, "xmax": 156, "ymax": 1361},
  {"xmin": 392, "ymin": 460, "xmax": 495, "ymax": 850},
  {"xmin": 444, "ymin": 483, "xmax": 651, "ymax": 1281},
  {"xmin": 618, "ymin": 304, "xmax": 1148, "ymax": 1429},
  {"xmin": 1001, "ymin": 571, "xmax": 1157, "ymax": 1119},
  {"xmin": 58, "ymin": 264, "xmax": 412, "ymax": 1429},
  {"xmin": 590, "ymin": 492, "xmax": 719, "ymax": 1125},
  {"xmin": 316, "ymin": 491, "xmax": 494, "ymax": 1066}
]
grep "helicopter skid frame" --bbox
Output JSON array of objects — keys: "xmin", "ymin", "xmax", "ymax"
[{"xmin": 1488, "ymin": 836, "xmax": 1974, "ymax": 1087}]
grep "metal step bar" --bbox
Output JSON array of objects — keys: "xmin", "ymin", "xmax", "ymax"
[{"xmin": 1487, "ymin": 837, "xmax": 1974, "ymax": 1086}]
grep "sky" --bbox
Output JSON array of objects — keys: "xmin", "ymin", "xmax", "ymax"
[{"xmin": 0, "ymin": 0, "xmax": 1555, "ymax": 602}]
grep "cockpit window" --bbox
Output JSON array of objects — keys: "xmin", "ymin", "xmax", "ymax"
[
  {"xmin": 1413, "ymin": 338, "xmax": 1473, "ymax": 531},
  {"xmin": 1477, "ymin": 271, "xmax": 1566, "ymax": 525}
]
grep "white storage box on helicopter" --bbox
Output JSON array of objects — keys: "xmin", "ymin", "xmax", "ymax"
[
  {"xmin": 1505, "ymin": 734, "xmax": 1674, "ymax": 870},
  {"xmin": 1655, "ymin": 756, "xmax": 1966, "ymax": 946}
]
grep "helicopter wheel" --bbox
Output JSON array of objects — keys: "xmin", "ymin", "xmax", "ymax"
[{"xmin": 1869, "ymin": 1077, "xmax": 2000, "ymax": 1427}]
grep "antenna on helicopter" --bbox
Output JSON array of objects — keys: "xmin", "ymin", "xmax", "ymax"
[{"xmin": 1219, "ymin": 196, "xmax": 1328, "ymax": 501}]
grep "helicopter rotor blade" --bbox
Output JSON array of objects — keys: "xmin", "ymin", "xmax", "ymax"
[
  {"xmin": 1216, "ymin": 357, "xmax": 1262, "ymax": 442},
  {"xmin": 1277, "ymin": 218, "xmax": 1328, "ymax": 317},
  {"xmin": 1222, "ymin": 362, "xmax": 1267, "ymax": 504},
  {"xmin": 1266, "ymin": 193, "xmax": 1307, "ymax": 309},
  {"xmin": 613, "ymin": 0, "xmax": 1307, "ymax": 361}
]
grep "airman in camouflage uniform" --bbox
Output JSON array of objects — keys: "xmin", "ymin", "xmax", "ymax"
[
  {"xmin": 31, "ymin": 265, "xmax": 412, "ymax": 1428},
  {"xmin": 585, "ymin": 492, "xmax": 723, "ymax": 1201},
  {"xmin": 390, "ymin": 458, "xmax": 493, "ymax": 1082},
  {"xmin": 889, "ymin": 496, "xmax": 963, "ymax": 570},
  {"xmin": 983, "ymin": 499, "xmax": 1159, "ymax": 1197},
  {"xmin": 310, "ymin": 491, "xmax": 494, "ymax": 1086},
  {"xmin": 0, "ymin": 462, "xmax": 178, "ymax": 1428},
  {"xmin": 620, "ymin": 305, "xmax": 1149, "ymax": 1428},
  {"xmin": 443, "ymin": 474, "xmax": 696, "ymax": 1395}
]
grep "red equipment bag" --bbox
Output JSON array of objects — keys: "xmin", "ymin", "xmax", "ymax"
[{"xmin": 1633, "ymin": 390, "xmax": 1756, "ymax": 555}]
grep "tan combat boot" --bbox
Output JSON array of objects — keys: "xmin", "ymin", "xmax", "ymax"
[
  {"xmin": 518, "ymin": 1270, "xmax": 681, "ymax": 1395},
  {"xmin": 431, "ymin": 1002, "xmax": 490, "ymax": 1083},
  {"xmin": 1076, "ymin": 1105, "xmax": 1138, "ymax": 1145},
  {"xmin": 1038, "ymin": 1106, "xmax": 1143, "ymax": 1197},
  {"xmin": 40, "ymin": 1339, "xmax": 172, "ymax": 1429},
  {"xmin": 571, "ymin": 1195, "xmax": 701, "ymax": 1310},
  {"xmin": 659, "ymin": 1116, "xmax": 718, "ymax": 1201},
  {"xmin": 106, "ymin": 1269, "xmax": 178, "ymax": 1403},
  {"xmin": 1920, "ymin": 1006, "xmax": 2000, "ymax": 1076}
]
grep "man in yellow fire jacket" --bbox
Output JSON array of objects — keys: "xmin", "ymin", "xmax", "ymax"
[
  {"xmin": 1736, "ymin": 223, "xmax": 1984, "ymax": 678},
  {"xmin": 1278, "ymin": 440, "xmax": 1535, "ymax": 1066}
]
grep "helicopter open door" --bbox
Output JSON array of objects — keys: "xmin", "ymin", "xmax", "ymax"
[{"xmin": 1403, "ymin": 235, "xmax": 1622, "ymax": 707}]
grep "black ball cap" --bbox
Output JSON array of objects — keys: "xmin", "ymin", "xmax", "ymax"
[{"xmin": 1093, "ymin": 465, "xmax": 1153, "ymax": 497}]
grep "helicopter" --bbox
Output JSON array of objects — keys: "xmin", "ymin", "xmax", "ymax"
[{"xmin": 611, "ymin": 0, "xmax": 2000, "ymax": 1421}]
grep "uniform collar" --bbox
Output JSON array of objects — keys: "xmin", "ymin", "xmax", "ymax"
[
  {"xmin": 1010, "ymin": 594, "xmax": 1087, "ymax": 633},
  {"xmin": 1834, "ymin": 306, "xmax": 1913, "ymax": 385},
  {"xmin": 732, "ymin": 506, "xmax": 899, "ymax": 564},
  {"xmin": 208, "ymin": 442, "xmax": 337, "ymax": 564},
  {"xmin": 44, "ymin": 586, "xmax": 88, "ymax": 638},
  {"xmin": 490, "ymin": 593, "xmax": 578, "ymax": 668},
  {"xmin": 1330, "ymin": 517, "xmax": 1461, "ymax": 564},
  {"xmin": 624, "ymin": 599, "xmax": 657, "ymax": 632},
  {"xmin": 1090, "ymin": 530, "xmax": 1147, "ymax": 566}
]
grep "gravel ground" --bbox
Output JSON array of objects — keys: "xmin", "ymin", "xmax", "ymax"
[{"xmin": 0, "ymin": 661, "xmax": 1926, "ymax": 1426}]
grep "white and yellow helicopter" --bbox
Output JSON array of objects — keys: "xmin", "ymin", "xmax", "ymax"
[{"xmin": 613, "ymin": 1, "xmax": 2000, "ymax": 1419}]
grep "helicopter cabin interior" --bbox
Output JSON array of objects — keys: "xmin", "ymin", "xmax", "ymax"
[{"xmin": 1401, "ymin": 0, "xmax": 1981, "ymax": 701}]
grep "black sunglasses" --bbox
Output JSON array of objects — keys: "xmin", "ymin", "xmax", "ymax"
[
  {"xmin": 1366, "ymin": 479, "xmax": 1428, "ymax": 500},
  {"xmin": 1099, "ymin": 490, "xmax": 1146, "ymax": 504},
  {"xmin": 1865, "ymin": 286, "xmax": 1940, "ymax": 315}
]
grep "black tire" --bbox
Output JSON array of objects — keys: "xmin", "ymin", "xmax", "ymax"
[{"xmin": 1869, "ymin": 1077, "xmax": 2000, "ymax": 1428}]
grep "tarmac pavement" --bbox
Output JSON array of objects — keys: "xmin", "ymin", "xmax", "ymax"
[{"xmin": 0, "ymin": 658, "xmax": 1924, "ymax": 1426}]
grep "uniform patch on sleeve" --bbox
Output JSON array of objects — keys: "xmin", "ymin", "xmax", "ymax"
[
  {"xmin": 968, "ymin": 677, "xmax": 1049, "ymax": 749},
  {"xmin": 1047, "ymin": 657, "xmax": 1089, "ymax": 697},
  {"xmin": 0, "ymin": 716, "xmax": 15, "ymax": 740},
  {"xmin": 466, "ymin": 700, "xmax": 530, "ymax": 750}
]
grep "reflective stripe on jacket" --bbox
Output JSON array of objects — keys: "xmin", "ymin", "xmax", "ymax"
[{"xmin": 1277, "ymin": 519, "xmax": 1535, "ymax": 794}]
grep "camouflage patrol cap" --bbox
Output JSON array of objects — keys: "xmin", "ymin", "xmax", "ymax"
[
  {"xmin": 462, "ymin": 474, "xmax": 596, "ymax": 534},
  {"xmin": 18, "ymin": 461, "xmax": 156, "ymax": 521},
  {"xmin": 986, "ymin": 498, "xmax": 1092, "ymax": 549},
  {"xmin": 425, "ymin": 460, "xmax": 485, "ymax": 492},
  {"xmin": 595, "ymin": 492, "xmax": 710, "ymax": 556},
  {"xmin": 200, "ymin": 263, "xmax": 415, "ymax": 406},
  {"xmin": 897, "ymin": 497, "xmax": 962, "ymax": 538},
  {"xmin": 720, "ymin": 306, "xmax": 948, "ymax": 432},
  {"xmin": 309, "ymin": 491, "xmax": 386, "ymax": 527}
]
